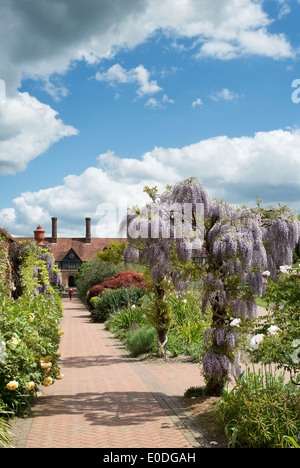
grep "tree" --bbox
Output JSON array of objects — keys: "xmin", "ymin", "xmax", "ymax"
[
  {"xmin": 120, "ymin": 180, "xmax": 206, "ymax": 356},
  {"xmin": 95, "ymin": 240, "xmax": 127, "ymax": 264},
  {"xmin": 121, "ymin": 179, "xmax": 300, "ymax": 394}
]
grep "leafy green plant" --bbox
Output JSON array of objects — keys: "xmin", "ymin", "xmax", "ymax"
[
  {"xmin": 126, "ymin": 326, "xmax": 158, "ymax": 357},
  {"xmin": 250, "ymin": 269, "xmax": 300, "ymax": 382},
  {"xmin": 215, "ymin": 366, "xmax": 300, "ymax": 448},
  {"xmin": 0, "ymin": 406, "xmax": 13, "ymax": 448},
  {"xmin": 90, "ymin": 286, "xmax": 147, "ymax": 322},
  {"xmin": 105, "ymin": 304, "xmax": 145, "ymax": 338},
  {"xmin": 168, "ymin": 291, "xmax": 210, "ymax": 346},
  {"xmin": 0, "ymin": 292, "xmax": 63, "ymax": 413}
]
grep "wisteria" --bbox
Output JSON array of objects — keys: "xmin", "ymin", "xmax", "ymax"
[
  {"xmin": 33, "ymin": 250, "xmax": 62, "ymax": 297},
  {"xmin": 121, "ymin": 178, "xmax": 300, "ymax": 393}
]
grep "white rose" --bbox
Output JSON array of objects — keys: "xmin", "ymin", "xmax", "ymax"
[
  {"xmin": 268, "ymin": 325, "xmax": 280, "ymax": 336},
  {"xmin": 250, "ymin": 334, "xmax": 264, "ymax": 350},
  {"xmin": 230, "ymin": 318, "xmax": 241, "ymax": 327}
]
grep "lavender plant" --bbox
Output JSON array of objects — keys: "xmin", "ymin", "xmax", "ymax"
[{"xmin": 121, "ymin": 179, "xmax": 300, "ymax": 394}]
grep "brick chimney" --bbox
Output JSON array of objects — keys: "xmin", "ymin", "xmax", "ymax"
[
  {"xmin": 34, "ymin": 225, "xmax": 45, "ymax": 245},
  {"xmin": 51, "ymin": 217, "xmax": 57, "ymax": 243},
  {"xmin": 85, "ymin": 217, "xmax": 91, "ymax": 243}
]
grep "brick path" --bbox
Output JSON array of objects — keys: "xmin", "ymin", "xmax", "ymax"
[{"xmin": 11, "ymin": 298, "xmax": 209, "ymax": 448}]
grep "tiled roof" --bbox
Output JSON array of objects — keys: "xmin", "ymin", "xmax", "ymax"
[{"xmin": 16, "ymin": 237, "xmax": 127, "ymax": 262}]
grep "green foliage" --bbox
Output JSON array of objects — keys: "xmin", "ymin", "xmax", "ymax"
[
  {"xmin": 105, "ymin": 304, "xmax": 146, "ymax": 339},
  {"xmin": 168, "ymin": 291, "xmax": 210, "ymax": 345},
  {"xmin": 215, "ymin": 366, "xmax": 300, "ymax": 448},
  {"xmin": 250, "ymin": 270, "xmax": 300, "ymax": 381},
  {"xmin": 0, "ymin": 292, "xmax": 63, "ymax": 414},
  {"xmin": 75, "ymin": 258, "xmax": 144, "ymax": 302},
  {"xmin": 105, "ymin": 288, "xmax": 211, "ymax": 361},
  {"xmin": 0, "ymin": 241, "xmax": 63, "ymax": 415},
  {"xmin": 0, "ymin": 406, "xmax": 13, "ymax": 448},
  {"xmin": 90, "ymin": 286, "xmax": 147, "ymax": 322},
  {"xmin": 75, "ymin": 260, "xmax": 120, "ymax": 302},
  {"xmin": 95, "ymin": 241, "xmax": 127, "ymax": 264},
  {"xmin": 125, "ymin": 325, "xmax": 158, "ymax": 357}
]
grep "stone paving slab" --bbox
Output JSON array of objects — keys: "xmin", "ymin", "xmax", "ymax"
[{"xmin": 6, "ymin": 298, "xmax": 209, "ymax": 449}]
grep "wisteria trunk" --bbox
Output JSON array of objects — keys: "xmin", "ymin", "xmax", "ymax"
[
  {"xmin": 203, "ymin": 300, "xmax": 229, "ymax": 397},
  {"xmin": 157, "ymin": 329, "xmax": 168, "ymax": 358}
]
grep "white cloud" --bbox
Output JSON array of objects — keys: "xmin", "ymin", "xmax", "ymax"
[
  {"xmin": 192, "ymin": 97, "xmax": 203, "ymax": 107},
  {"xmin": 145, "ymin": 94, "xmax": 174, "ymax": 109},
  {"xmin": 0, "ymin": 92, "xmax": 78, "ymax": 174},
  {"xmin": 2, "ymin": 128, "xmax": 300, "ymax": 237},
  {"xmin": 95, "ymin": 63, "xmax": 162, "ymax": 97},
  {"xmin": 0, "ymin": 0, "xmax": 294, "ymax": 96},
  {"xmin": 211, "ymin": 88, "xmax": 239, "ymax": 101}
]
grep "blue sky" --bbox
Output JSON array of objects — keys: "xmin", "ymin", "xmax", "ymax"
[{"xmin": 0, "ymin": 0, "xmax": 300, "ymax": 237}]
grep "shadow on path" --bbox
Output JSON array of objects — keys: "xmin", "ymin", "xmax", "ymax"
[{"xmin": 31, "ymin": 391, "xmax": 184, "ymax": 428}]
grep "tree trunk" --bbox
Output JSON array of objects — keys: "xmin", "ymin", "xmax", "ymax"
[
  {"xmin": 157, "ymin": 329, "xmax": 168, "ymax": 358},
  {"xmin": 205, "ymin": 296, "xmax": 228, "ymax": 397}
]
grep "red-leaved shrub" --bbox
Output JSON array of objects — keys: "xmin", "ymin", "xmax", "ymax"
[{"xmin": 86, "ymin": 271, "xmax": 146, "ymax": 308}]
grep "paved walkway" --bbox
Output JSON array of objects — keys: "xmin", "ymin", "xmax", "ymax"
[{"xmin": 10, "ymin": 298, "xmax": 210, "ymax": 448}]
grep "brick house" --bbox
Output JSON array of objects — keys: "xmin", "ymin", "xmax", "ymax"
[{"xmin": 18, "ymin": 218, "xmax": 127, "ymax": 287}]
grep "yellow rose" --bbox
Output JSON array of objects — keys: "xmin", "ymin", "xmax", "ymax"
[
  {"xmin": 6, "ymin": 380, "xmax": 18, "ymax": 391},
  {"xmin": 42, "ymin": 377, "xmax": 53, "ymax": 387},
  {"xmin": 40, "ymin": 360, "xmax": 52, "ymax": 369},
  {"xmin": 43, "ymin": 356, "xmax": 52, "ymax": 362},
  {"xmin": 28, "ymin": 314, "xmax": 34, "ymax": 323},
  {"xmin": 25, "ymin": 381, "xmax": 35, "ymax": 391},
  {"xmin": 56, "ymin": 374, "xmax": 64, "ymax": 380},
  {"xmin": 57, "ymin": 330, "xmax": 64, "ymax": 336}
]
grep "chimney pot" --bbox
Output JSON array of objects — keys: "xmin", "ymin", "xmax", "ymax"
[{"xmin": 34, "ymin": 225, "xmax": 45, "ymax": 245}]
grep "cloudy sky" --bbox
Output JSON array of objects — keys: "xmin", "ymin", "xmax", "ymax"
[{"xmin": 0, "ymin": 0, "xmax": 300, "ymax": 238}]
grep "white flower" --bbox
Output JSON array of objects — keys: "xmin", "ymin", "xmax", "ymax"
[
  {"xmin": 131, "ymin": 304, "xmax": 136, "ymax": 310},
  {"xmin": 250, "ymin": 334, "xmax": 264, "ymax": 350},
  {"xmin": 279, "ymin": 265, "xmax": 291, "ymax": 274},
  {"xmin": 262, "ymin": 270, "xmax": 270, "ymax": 277},
  {"xmin": 230, "ymin": 318, "xmax": 241, "ymax": 327},
  {"xmin": 267, "ymin": 325, "xmax": 280, "ymax": 336}
]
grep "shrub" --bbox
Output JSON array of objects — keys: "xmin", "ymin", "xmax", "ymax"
[
  {"xmin": 126, "ymin": 326, "xmax": 158, "ymax": 357},
  {"xmin": 0, "ymin": 293, "xmax": 63, "ymax": 414},
  {"xmin": 105, "ymin": 304, "xmax": 146, "ymax": 338},
  {"xmin": 90, "ymin": 286, "xmax": 147, "ymax": 322},
  {"xmin": 75, "ymin": 260, "xmax": 121, "ymax": 302},
  {"xmin": 86, "ymin": 271, "xmax": 146, "ymax": 308},
  {"xmin": 250, "ymin": 269, "xmax": 300, "ymax": 382},
  {"xmin": 215, "ymin": 366, "xmax": 300, "ymax": 448}
]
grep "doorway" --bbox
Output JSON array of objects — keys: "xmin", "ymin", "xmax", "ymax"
[{"xmin": 68, "ymin": 275, "xmax": 75, "ymax": 287}]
